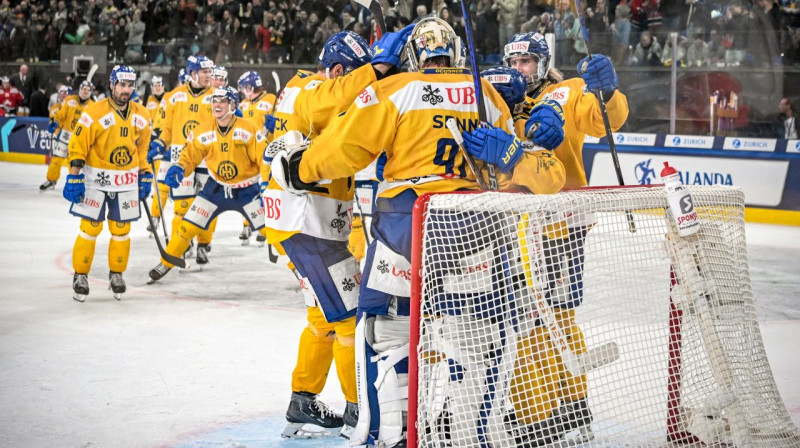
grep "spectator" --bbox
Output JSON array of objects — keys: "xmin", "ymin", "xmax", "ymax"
[
  {"xmin": 750, "ymin": 0, "xmax": 782, "ymax": 65},
  {"xmin": 414, "ymin": 4, "xmax": 427, "ymax": 23},
  {"xmin": 201, "ymin": 12, "xmax": 220, "ymax": 57},
  {"xmin": 707, "ymin": 27, "xmax": 727, "ymax": 65},
  {"xmin": 216, "ymin": 9, "xmax": 235, "ymax": 62},
  {"xmin": 126, "ymin": 9, "xmax": 146, "ymax": 63},
  {"xmin": 554, "ymin": 0, "xmax": 580, "ymax": 67},
  {"xmin": 724, "ymin": 0, "xmax": 749, "ymax": 66},
  {"xmin": 111, "ymin": 16, "xmax": 128, "ymax": 62},
  {"xmin": 255, "ymin": 13, "xmax": 272, "ymax": 63},
  {"xmin": 291, "ymin": 9, "xmax": 314, "ymax": 64},
  {"xmin": 267, "ymin": 10, "xmax": 287, "ymax": 63},
  {"xmin": 54, "ymin": 0, "xmax": 67, "ymax": 23},
  {"xmin": 9, "ymin": 16, "xmax": 27, "ymax": 62},
  {"xmin": 316, "ymin": 14, "xmax": 339, "ymax": 52},
  {"xmin": 686, "ymin": 31, "xmax": 710, "ymax": 66},
  {"xmin": 660, "ymin": 32, "xmax": 688, "ymax": 66},
  {"xmin": 611, "ymin": 3, "xmax": 632, "ymax": 64},
  {"xmin": 29, "ymin": 81, "xmax": 49, "ymax": 117},
  {"xmin": 341, "ymin": 9, "xmax": 356, "ymax": 31},
  {"xmin": 495, "ymin": 0, "xmax": 521, "ymax": 50},
  {"xmin": 0, "ymin": 76, "xmax": 23, "ymax": 115},
  {"xmin": 476, "ymin": 0, "xmax": 500, "ymax": 64},
  {"xmin": 631, "ymin": 30, "xmax": 663, "ymax": 65},
  {"xmin": 11, "ymin": 64, "xmax": 34, "ymax": 114},
  {"xmin": 784, "ymin": 26, "xmax": 800, "ymax": 65},
  {"xmin": 585, "ymin": 0, "xmax": 612, "ymax": 55},
  {"xmin": 777, "ymin": 97, "xmax": 799, "ymax": 138}
]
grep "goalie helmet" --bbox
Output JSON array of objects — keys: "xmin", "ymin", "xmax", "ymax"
[
  {"xmin": 406, "ymin": 17, "xmax": 463, "ymax": 72},
  {"xmin": 109, "ymin": 65, "xmax": 137, "ymax": 87},
  {"xmin": 185, "ymin": 55, "xmax": 214, "ymax": 75},
  {"xmin": 210, "ymin": 86, "xmax": 240, "ymax": 109},
  {"xmin": 503, "ymin": 32, "xmax": 551, "ymax": 89},
  {"xmin": 318, "ymin": 31, "xmax": 372, "ymax": 75},
  {"xmin": 480, "ymin": 66, "xmax": 527, "ymax": 110}
]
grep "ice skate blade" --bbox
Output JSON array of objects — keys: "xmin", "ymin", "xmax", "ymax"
[
  {"xmin": 281, "ymin": 422, "xmax": 341, "ymax": 439},
  {"xmin": 112, "ymin": 293, "xmax": 123, "ymax": 300},
  {"xmin": 340, "ymin": 424, "xmax": 355, "ymax": 440},
  {"xmin": 73, "ymin": 293, "xmax": 86, "ymax": 302}
]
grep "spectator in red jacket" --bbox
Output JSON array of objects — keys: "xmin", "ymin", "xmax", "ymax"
[{"xmin": 0, "ymin": 76, "xmax": 24, "ymax": 116}]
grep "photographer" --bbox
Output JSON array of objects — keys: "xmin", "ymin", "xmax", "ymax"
[{"xmin": 267, "ymin": 10, "xmax": 287, "ymax": 63}]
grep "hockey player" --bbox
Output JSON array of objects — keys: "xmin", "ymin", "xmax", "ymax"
[
  {"xmin": 144, "ymin": 76, "xmax": 170, "ymax": 234},
  {"xmin": 40, "ymin": 81, "xmax": 95, "ymax": 191},
  {"xmin": 0, "ymin": 76, "xmax": 24, "ymax": 115},
  {"xmin": 237, "ymin": 70, "xmax": 276, "ymax": 246},
  {"xmin": 271, "ymin": 17, "xmax": 566, "ymax": 448},
  {"xmin": 211, "ymin": 66, "xmax": 228, "ymax": 88},
  {"xmin": 149, "ymin": 55, "xmax": 217, "ymax": 266},
  {"xmin": 40, "ymin": 85, "xmax": 71, "ymax": 191},
  {"xmin": 63, "ymin": 65, "xmax": 152, "ymax": 302},
  {"xmin": 501, "ymin": 32, "xmax": 630, "ymax": 444},
  {"xmin": 262, "ymin": 28, "xmax": 414, "ymax": 439},
  {"xmin": 148, "ymin": 86, "xmax": 266, "ymax": 281}
]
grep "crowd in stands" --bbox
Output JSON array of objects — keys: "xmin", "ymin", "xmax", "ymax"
[{"xmin": 1, "ymin": 0, "xmax": 799, "ymax": 68}]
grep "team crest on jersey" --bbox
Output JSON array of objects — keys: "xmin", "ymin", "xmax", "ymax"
[
  {"xmin": 99, "ymin": 112, "xmax": 116, "ymax": 129},
  {"xmin": 422, "ymin": 85, "xmax": 444, "ymax": 106},
  {"xmin": 110, "ymin": 146, "xmax": 133, "ymax": 167},
  {"xmin": 217, "ymin": 161, "xmax": 238, "ymax": 181},
  {"xmin": 197, "ymin": 130, "xmax": 217, "ymax": 145},
  {"xmin": 170, "ymin": 92, "xmax": 188, "ymax": 104},
  {"xmin": 79, "ymin": 112, "xmax": 93, "ymax": 127},
  {"xmin": 182, "ymin": 120, "xmax": 200, "ymax": 140},
  {"xmin": 132, "ymin": 113, "xmax": 148, "ymax": 130}
]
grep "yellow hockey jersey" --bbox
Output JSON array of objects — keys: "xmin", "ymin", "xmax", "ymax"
[
  {"xmin": 68, "ymin": 99, "xmax": 152, "ymax": 191},
  {"xmin": 145, "ymin": 93, "xmax": 164, "ymax": 124},
  {"xmin": 177, "ymin": 117, "xmax": 266, "ymax": 186},
  {"xmin": 54, "ymin": 95, "xmax": 94, "ymax": 133},
  {"xmin": 153, "ymin": 84, "xmax": 214, "ymax": 149},
  {"xmin": 299, "ymin": 68, "xmax": 565, "ymax": 198},
  {"xmin": 262, "ymin": 63, "xmax": 379, "ymax": 244},
  {"xmin": 520, "ymin": 77, "xmax": 629, "ymax": 189},
  {"xmin": 240, "ymin": 91, "xmax": 277, "ymax": 130}
]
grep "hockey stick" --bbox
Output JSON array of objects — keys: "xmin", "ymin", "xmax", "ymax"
[
  {"xmin": 267, "ymin": 243, "xmax": 279, "ymax": 263},
  {"xmin": 86, "ymin": 64, "xmax": 99, "ymax": 84},
  {"xmin": 572, "ymin": 0, "xmax": 635, "ymax": 233},
  {"xmin": 142, "ymin": 198, "xmax": 186, "ymax": 268},
  {"xmin": 458, "ymin": 0, "xmax": 498, "ymax": 190},
  {"xmin": 149, "ymin": 160, "xmax": 170, "ymax": 243},
  {"xmin": 353, "ymin": 0, "xmax": 386, "ymax": 34},
  {"xmin": 447, "ymin": 118, "xmax": 489, "ymax": 190},
  {"xmin": 271, "ymin": 71, "xmax": 280, "ymax": 95},
  {"xmin": 517, "ymin": 213, "xmax": 619, "ymax": 377}
]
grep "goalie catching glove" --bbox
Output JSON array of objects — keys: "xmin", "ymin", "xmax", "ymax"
[{"xmin": 268, "ymin": 130, "xmax": 327, "ymax": 195}]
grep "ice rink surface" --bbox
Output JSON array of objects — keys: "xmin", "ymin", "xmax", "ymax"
[{"xmin": 0, "ymin": 162, "xmax": 798, "ymax": 448}]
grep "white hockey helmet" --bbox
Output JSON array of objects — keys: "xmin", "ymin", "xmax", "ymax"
[{"xmin": 404, "ymin": 17, "xmax": 464, "ymax": 72}]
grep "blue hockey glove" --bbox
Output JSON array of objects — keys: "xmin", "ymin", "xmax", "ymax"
[
  {"xmin": 164, "ymin": 164, "xmax": 185, "ymax": 189},
  {"xmin": 264, "ymin": 114, "xmax": 277, "ymax": 133},
  {"xmin": 147, "ymin": 138, "xmax": 167, "ymax": 163},
  {"xmin": 372, "ymin": 24, "xmax": 415, "ymax": 67},
  {"xmin": 525, "ymin": 100, "xmax": 565, "ymax": 150},
  {"xmin": 138, "ymin": 172, "xmax": 153, "ymax": 200},
  {"xmin": 577, "ymin": 54, "xmax": 618, "ymax": 94},
  {"xmin": 47, "ymin": 121, "xmax": 58, "ymax": 134},
  {"xmin": 375, "ymin": 152, "xmax": 387, "ymax": 181},
  {"xmin": 63, "ymin": 173, "xmax": 85, "ymax": 204},
  {"xmin": 461, "ymin": 126, "xmax": 523, "ymax": 173},
  {"xmin": 234, "ymin": 108, "xmax": 243, "ymax": 118}
]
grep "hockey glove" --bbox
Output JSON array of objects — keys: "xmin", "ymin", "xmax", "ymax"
[
  {"xmin": 63, "ymin": 173, "xmax": 85, "ymax": 204},
  {"xmin": 138, "ymin": 172, "xmax": 154, "ymax": 200},
  {"xmin": 164, "ymin": 164, "xmax": 185, "ymax": 189},
  {"xmin": 462, "ymin": 126, "xmax": 523, "ymax": 173},
  {"xmin": 372, "ymin": 24, "xmax": 415, "ymax": 67},
  {"xmin": 577, "ymin": 54, "xmax": 618, "ymax": 96},
  {"xmin": 525, "ymin": 100, "xmax": 566, "ymax": 150},
  {"xmin": 271, "ymin": 147, "xmax": 325, "ymax": 195},
  {"xmin": 264, "ymin": 114, "xmax": 277, "ymax": 133},
  {"xmin": 47, "ymin": 121, "xmax": 58, "ymax": 135},
  {"xmin": 147, "ymin": 138, "xmax": 167, "ymax": 164},
  {"xmin": 375, "ymin": 152, "xmax": 387, "ymax": 182}
]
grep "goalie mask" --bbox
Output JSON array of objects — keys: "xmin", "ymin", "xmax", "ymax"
[
  {"xmin": 503, "ymin": 32, "xmax": 551, "ymax": 90},
  {"xmin": 405, "ymin": 17, "xmax": 464, "ymax": 72}
]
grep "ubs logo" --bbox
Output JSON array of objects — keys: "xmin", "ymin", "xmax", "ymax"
[
  {"xmin": 110, "ymin": 146, "xmax": 132, "ymax": 167},
  {"xmin": 182, "ymin": 120, "xmax": 200, "ymax": 140},
  {"xmin": 217, "ymin": 161, "xmax": 238, "ymax": 181}
]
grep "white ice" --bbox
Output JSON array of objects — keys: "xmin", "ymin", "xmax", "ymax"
[{"xmin": 0, "ymin": 162, "xmax": 798, "ymax": 448}]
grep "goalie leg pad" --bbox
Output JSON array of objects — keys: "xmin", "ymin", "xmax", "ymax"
[{"xmin": 511, "ymin": 325, "xmax": 559, "ymax": 426}]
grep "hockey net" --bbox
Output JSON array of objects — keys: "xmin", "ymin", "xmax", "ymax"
[{"xmin": 408, "ymin": 186, "xmax": 800, "ymax": 448}]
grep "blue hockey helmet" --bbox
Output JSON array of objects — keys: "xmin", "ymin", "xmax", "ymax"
[
  {"xmin": 109, "ymin": 65, "xmax": 137, "ymax": 87},
  {"xmin": 407, "ymin": 17, "xmax": 463, "ymax": 71},
  {"xmin": 211, "ymin": 86, "xmax": 240, "ymax": 109},
  {"xmin": 318, "ymin": 31, "xmax": 372, "ymax": 76},
  {"xmin": 237, "ymin": 70, "xmax": 263, "ymax": 90},
  {"xmin": 503, "ymin": 33, "xmax": 551, "ymax": 89},
  {"xmin": 481, "ymin": 66, "xmax": 527, "ymax": 110},
  {"xmin": 177, "ymin": 68, "xmax": 188, "ymax": 85},
  {"xmin": 185, "ymin": 55, "xmax": 214, "ymax": 75}
]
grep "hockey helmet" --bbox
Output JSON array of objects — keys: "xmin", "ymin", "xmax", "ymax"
[
  {"xmin": 503, "ymin": 33, "xmax": 550, "ymax": 89},
  {"xmin": 185, "ymin": 55, "xmax": 214, "ymax": 75},
  {"xmin": 237, "ymin": 71, "xmax": 263, "ymax": 90},
  {"xmin": 211, "ymin": 86, "xmax": 240, "ymax": 109},
  {"xmin": 481, "ymin": 66, "xmax": 527, "ymax": 110},
  {"xmin": 177, "ymin": 69, "xmax": 188, "ymax": 85},
  {"xmin": 211, "ymin": 65, "xmax": 228, "ymax": 83},
  {"xmin": 151, "ymin": 75, "xmax": 163, "ymax": 85},
  {"xmin": 318, "ymin": 31, "xmax": 372, "ymax": 76},
  {"xmin": 109, "ymin": 65, "xmax": 137, "ymax": 87},
  {"xmin": 405, "ymin": 17, "xmax": 463, "ymax": 72}
]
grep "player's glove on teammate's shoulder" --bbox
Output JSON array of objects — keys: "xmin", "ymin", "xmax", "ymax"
[
  {"xmin": 525, "ymin": 99, "xmax": 566, "ymax": 150},
  {"xmin": 461, "ymin": 125, "xmax": 523, "ymax": 173},
  {"xmin": 371, "ymin": 24, "xmax": 415, "ymax": 67}
]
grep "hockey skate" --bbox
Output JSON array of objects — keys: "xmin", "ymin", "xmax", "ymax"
[
  {"xmin": 550, "ymin": 398, "xmax": 595, "ymax": 446},
  {"xmin": 505, "ymin": 411, "xmax": 565, "ymax": 447},
  {"xmin": 146, "ymin": 216, "xmax": 160, "ymax": 237},
  {"xmin": 239, "ymin": 225, "xmax": 252, "ymax": 246},
  {"xmin": 147, "ymin": 262, "xmax": 171, "ymax": 284},
  {"xmin": 73, "ymin": 273, "xmax": 89, "ymax": 302},
  {"xmin": 108, "ymin": 271, "xmax": 126, "ymax": 300},
  {"xmin": 196, "ymin": 243, "xmax": 209, "ymax": 265},
  {"xmin": 183, "ymin": 240, "xmax": 194, "ymax": 260},
  {"xmin": 340, "ymin": 401, "xmax": 359, "ymax": 439},
  {"xmin": 255, "ymin": 234, "xmax": 266, "ymax": 247},
  {"xmin": 282, "ymin": 391, "xmax": 344, "ymax": 439},
  {"xmin": 39, "ymin": 180, "xmax": 56, "ymax": 191}
]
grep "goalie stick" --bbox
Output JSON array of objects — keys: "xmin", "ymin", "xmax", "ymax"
[
  {"xmin": 142, "ymin": 198, "xmax": 186, "ymax": 268},
  {"xmin": 352, "ymin": 0, "xmax": 386, "ymax": 34},
  {"xmin": 149, "ymin": 161, "xmax": 170, "ymax": 243},
  {"xmin": 517, "ymin": 213, "xmax": 619, "ymax": 377}
]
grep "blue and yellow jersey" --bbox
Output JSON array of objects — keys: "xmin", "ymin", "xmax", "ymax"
[
  {"xmin": 54, "ymin": 95, "xmax": 94, "ymax": 133},
  {"xmin": 178, "ymin": 117, "xmax": 266, "ymax": 186},
  {"xmin": 153, "ymin": 84, "xmax": 213, "ymax": 149},
  {"xmin": 299, "ymin": 68, "xmax": 565, "ymax": 198},
  {"xmin": 144, "ymin": 93, "xmax": 163, "ymax": 125},
  {"xmin": 240, "ymin": 91, "xmax": 277, "ymax": 131}
]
